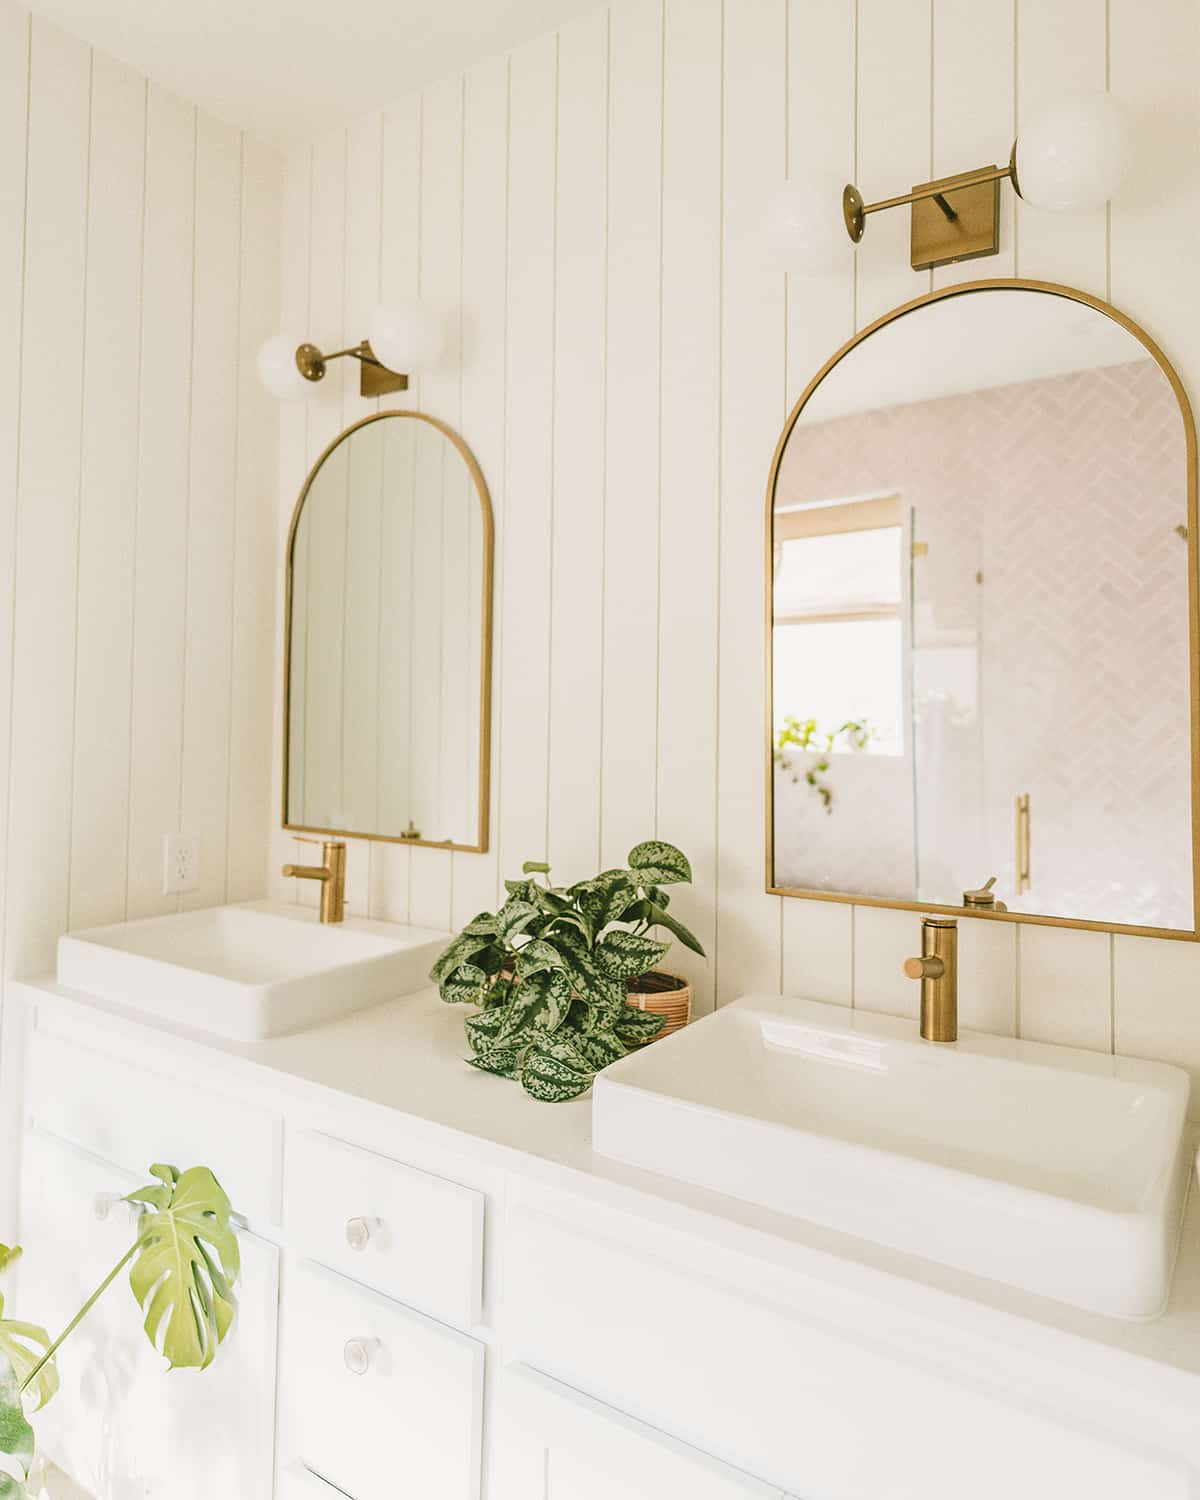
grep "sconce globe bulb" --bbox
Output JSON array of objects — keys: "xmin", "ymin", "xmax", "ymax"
[
  {"xmin": 764, "ymin": 173, "xmax": 851, "ymax": 273},
  {"xmin": 1015, "ymin": 92, "xmax": 1133, "ymax": 213},
  {"xmin": 368, "ymin": 300, "xmax": 445, "ymax": 374},
  {"xmin": 256, "ymin": 334, "xmax": 312, "ymax": 400}
]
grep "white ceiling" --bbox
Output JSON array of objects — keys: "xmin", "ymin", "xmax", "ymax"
[{"xmin": 23, "ymin": 0, "xmax": 601, "ymax": 146}]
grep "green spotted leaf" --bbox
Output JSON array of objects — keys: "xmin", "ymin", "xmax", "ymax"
[
  {"xmin": 645, "ymin": 903, "xmax": 706, "ymax": 957},
  {"xmin": 615, "ymin": 1006, "xmax": 668, "ymax": 1046},
  {"xmin": 0, "ymin": 1474, "xmax": 26, "ymax": 1500},
  {"xmin": 464, "ymin": 1006, "xmax": 506, "ymax": 1052},
  {"xmin": 628, "ymin": 841, "xmax": 692, "ymax": 884},
  {"xmin": 0, "ymin": 1250, "xmax": 19, "ymax": 1278},
  {"xmin": 594, "ymin": 931, "xmax": 669, "ymax": 981},
  {"xmin": 440, "ymin": 963, "xmax": 490, "ymax": 1006},
  {"xmin": 498, "ymin": 969, "xmax": 572, "ymax": 1040},
  {"xmin": 513, "ymin": 939, "xmax": 566, "ymax": 979},
  {"xmin": 519, "ymin": 1035, "xmax": 594, "ymax": 1103},
  {"xmin": 497, "ymin": 899, "xmax": 540, "ymax": 944},
  {"xmin": 461, "ymin": 911, "xmax": 500, "ymax": 937},
  {"xmin": 430, "ymin": 931, "xmax": 493, "ymax": 985},
  {"xmin": 467, "ymin": 1045, "xmax": 522, "ymax": 1079},
  {"xmin": 571, "ymin": 1026, "xmax": 626, "ymax": 1072},
  {"xmin": 521, "ymin": 860, "xmax": 552, "ymax": 874}
]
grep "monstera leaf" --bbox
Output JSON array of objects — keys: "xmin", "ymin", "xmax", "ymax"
[
  {"xmin": 0, "ymin": 1292, "xmax": 56, "ymax": 1414},
  {"xmin": 124, "ymin": 1165, "xmax": 240, "ymax": 1371},
  {"xmin": 0, "ymin": 1352, "xmax": 32, "ymax": 1498}
]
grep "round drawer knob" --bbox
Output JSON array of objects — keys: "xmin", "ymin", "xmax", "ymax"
[
  {"xmin": 345, "ymin": 1216, "xmax": 375, "ymax": 1252},
  {"xmin": 343, "ymin": 1337, "xmax": 379, "ymax": 1376}
]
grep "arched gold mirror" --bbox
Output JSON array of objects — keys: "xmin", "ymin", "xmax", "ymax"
[
  {"xmin": 284, "ymin": 411, "xmax": 493, "ymax": 852},
  {"xmin": 766, "ymin": 280, "xmax": 1200, "ymax": 938}
]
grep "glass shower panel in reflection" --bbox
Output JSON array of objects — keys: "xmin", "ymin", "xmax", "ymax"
[{"xmin": 909, "ymin": 508, "xmax": 984, "ymax": 907}]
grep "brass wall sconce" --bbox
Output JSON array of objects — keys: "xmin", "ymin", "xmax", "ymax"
[
  {"xmin": 769, "ymin": 92, "xmax": 1133, "ymax": 274},
  {"xmin": 843, "ymin": 155, "xmax": 1016, "ymax": 272},
  {"xmin": 293, "ymin": 338, "xmax": 408, "ymax": 398},
  {"xmin": 257, "ymin": 300, "xmax": 445, "ymax": 402}
]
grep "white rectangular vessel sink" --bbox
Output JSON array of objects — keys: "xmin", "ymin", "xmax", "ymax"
[
  {"xmin": 593, "ymin": 994, "xmax": 1192, "ymax": 1320},
  {"xmin": 56, "ymin": 900, "xmax": 450, "ymax": 1041}
]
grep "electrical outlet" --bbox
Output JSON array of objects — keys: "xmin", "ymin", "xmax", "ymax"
[{"xmin": 163, "ymin": 832, "xmax": 200, "ymax": 895}]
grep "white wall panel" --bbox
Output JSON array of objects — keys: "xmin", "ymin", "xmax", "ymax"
[
  {"xmin": 931, "ymin": 0, "xmax": 1014, "ymax": 286},
  {"xmin": 0, "ymin": 3, "xmax": 282, "ymax": 1233},
  {"xmin": 717, "ymin": 0, "xmax": 786, "ymax": 1004},
  {"xmin": 657, "ymin": 0, "xmax": 721, "ymax": 1011},
  {"xmin": 68, "ymin": 52, "xmax": 145, "ymax": 932},
  {"xmin": 547, "ymin": 8, "xmax": 607, "ymax": 890},
  {"xmin": 600, "ymin": 0, "xmax": 662, "ymax": 869}
]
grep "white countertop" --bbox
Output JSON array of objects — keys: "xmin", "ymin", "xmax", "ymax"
[{"xmin": 16, "ymin": 971, "xmax": 1200, "ymax": 1399}]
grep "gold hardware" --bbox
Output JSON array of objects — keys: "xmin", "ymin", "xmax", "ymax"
[
  {"xmin": 911, "ymin": 540, "xmax": 928, "ymax": 558},
  {"xmin": 963, "ymin": 876, "xmax": 1007, "ymax": 912},
  {"xmin": 399, "ymin": 821, "xmax": 422, "ymax": 842},
  {"xmin": 765, "ymin": 277, "xmax": 1200, "ymax": 944},
  {"xmin": 1015, "ymin": 794, "xmax": 1031, "ymax": 895},
  {"xmin": 844, "ymin": 145, "xmax": 1016, "ymax": 272},
  {"xmin": 1177, "ymin": 524, "xmax": 1189, "ymax": 541},
  {"xmin": 282, "ymin": 411, "xmax": 494, "ymax": 855},
  {"xmin": 903, "ymin": 917, "xmax": 958, "ymax": 1043},
  {"xmin": 282, "ymin": 839, "xmax": 347, "ymax": 924},
  {"xmin": 293, "ymin": 338, "xmax": 409, "ymax": 398}
]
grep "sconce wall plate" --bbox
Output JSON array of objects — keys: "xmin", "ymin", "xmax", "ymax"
[{"xmin": 909, "ymin": 167, "xmax": 1002, "ymax": 270}]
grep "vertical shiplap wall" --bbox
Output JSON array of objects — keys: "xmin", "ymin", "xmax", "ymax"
[
  {"xmin": 270, "ymin": 0, "xmax": 1200, "ymax": 1101},
  {"xmin": 0, "ymin": 0, "xmax": 283, "ymax": 1228}
]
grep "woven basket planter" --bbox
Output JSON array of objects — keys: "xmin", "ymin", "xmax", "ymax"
[{"xmin": 625, "ymin": 970, "xmax": 691, "ymax": 1043}]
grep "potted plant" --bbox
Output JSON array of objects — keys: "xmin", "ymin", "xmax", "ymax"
[
  {"xmin": 0, "ymin": 1163, "xmax": 240, "ymax": 1499},
  {"xmin": 430, "ymin": 840, "xmax": 706, "ymax": 1102}
]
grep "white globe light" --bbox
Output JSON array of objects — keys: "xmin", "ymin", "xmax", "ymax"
[
  {"xmin": 368, "ymin": 301, "xmax": 445, "ymax": 374},
  {"xmin": 256, "ymin": 334, "xmax": 312, "ymax": 400},
  {"xmin": 764, "ymin": 173, "xmax": 851, "ymax": 273},
  {"xmin": 1015, "ymin": 92, "xmax": 1133, "ymax": 212}
]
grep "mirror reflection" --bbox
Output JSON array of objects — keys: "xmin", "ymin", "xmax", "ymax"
[
  {"xmin": 285, "ymin": 412, "xmax": 492, "ymax": 850},
  {"xmin": 769, "ymin": 286, "xmax": 1196, "ymax": 932}
]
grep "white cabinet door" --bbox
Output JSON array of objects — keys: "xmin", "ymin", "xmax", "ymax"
[
  {"xmin": 494, "ymin": 1363, "xmax": 786, "ymax": 1500},
  {"xmin": 284, "ymin": 1260, "xmax": 484, "ymax": 1500},
  {"xmin": 16, "ymin": 1127, "xmax": 279, "ymax": 1500}
]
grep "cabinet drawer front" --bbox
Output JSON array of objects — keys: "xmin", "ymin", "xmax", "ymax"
[
  {"xmin": 285, "ymin": 1130, "xmax": 484, "ymax": 1327},
  {"xmin": 507, "ymin": 1203, "xmax": 1193, "ymax": 1500},
  {"xmin": 26, "ymin": 1028, "xmax": 282, "ymax": 1224},
  {"xmin": 498, "ymin": 1363, "xmax": 785, "ymax": 1500},
  {"xmin": 287, "ymin": 1261, "xmax": 484, "ymax": 1500}
]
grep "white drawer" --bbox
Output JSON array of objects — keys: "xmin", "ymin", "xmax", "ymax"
[
  {"xmin": 285, "ymin": 1129, "xmax": 484, "ymax": 1327},
  {"xmin": 287, "ymin": 1261, "xmax": 484, "ymax": 1500},
  {"xmin": 26, "ymin": 1027, "xmax": 282, "ymax": 1224}
]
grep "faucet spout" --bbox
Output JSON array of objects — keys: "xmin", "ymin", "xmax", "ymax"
[
  {"xmin": 282, "ymin": 839, "xmax": 346, "ymax": 924},
  {"xmin": 902, "ymin": 917, "xmax": 957, "ymax": 1042}
]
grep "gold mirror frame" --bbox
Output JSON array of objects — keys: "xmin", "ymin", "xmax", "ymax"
[
  {"xmin": 764, "ymin": 278, "xmax": 1200, "ymax": 941},
  {"xmin": 283, "ymin": 410, "xmax": 494, "ymax": 853}
]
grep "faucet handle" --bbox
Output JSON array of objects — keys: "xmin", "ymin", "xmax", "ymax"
[
  {"xmin": 963, "ymin": 875, "xmax": 1007, "ymax": 911},
  {"xmin": 903, "ymin": 955, "xmax": 945, "ymax": 980}
]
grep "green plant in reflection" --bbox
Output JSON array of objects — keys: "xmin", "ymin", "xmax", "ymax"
[
  {"xmin": 0, "ymin": 1166, "xmax": 240, "ymax": 1498},
  {"xmin": 431, "ymin": 841, "xmax": 706, "ymax": 1103},
  {"xmin": 774, "ymin": 715, "xmax": 873, "ymax": 812}
]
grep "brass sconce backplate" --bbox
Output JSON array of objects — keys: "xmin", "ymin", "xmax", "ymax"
[
  {"xmin": 910, "ymin": 168, "xmax": 1001, "ymax": 271},
  {"xmin": 359, "ymin": 358, "xmax": 409, "ymax": 398}
]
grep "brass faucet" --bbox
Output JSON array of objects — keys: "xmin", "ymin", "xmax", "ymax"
[
  {"xmin": 282, "ymin": 839, "xmax": 346, "ymax": 924},
  {"xmin": 902, "ymin": 916, "xmax": 958, "ymax": 1042}
]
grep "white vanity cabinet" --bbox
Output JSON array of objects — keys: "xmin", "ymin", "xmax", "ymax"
[
  {"xmin": 494, "ymin": 1362, "xmax": 789, "ymax": 1500},
  {"xmin": 11, "ymin": 980, "xmax": 1200, "ymax": 1500}
]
